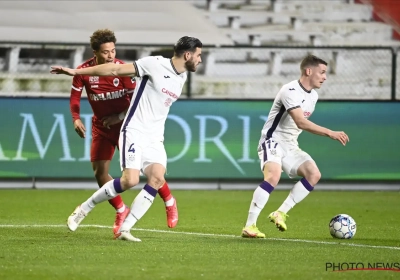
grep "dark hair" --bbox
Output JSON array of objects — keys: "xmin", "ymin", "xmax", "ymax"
[
  {"xmin": 90, "ymin": 29, "xmax": 117, "ymax": 51},
  {"xmin": 174, "ymin": 36, "xmax": 203, "ymax": 57},
  {"xmin": 300, "ymin": 55, "xmax": 328, "ymax": 74}
]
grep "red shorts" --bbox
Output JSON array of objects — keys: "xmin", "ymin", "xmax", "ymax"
[{"xmin": 90, "ymin": 124, "xmax": 121, "ymax": 162}]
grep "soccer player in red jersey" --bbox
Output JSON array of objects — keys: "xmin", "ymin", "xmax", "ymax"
[{"xmin": 69, "ymin": 29, "xmax": 178, "ymax": 234}]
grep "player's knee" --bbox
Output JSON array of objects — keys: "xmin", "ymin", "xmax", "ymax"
[
  {"xmin": 298, "ymin": 161, "xmax": 321, "ymax": 185},
  {"xmin": 92, "ymin": 161, "xmax": 109, "ymax": 177},
  {"xmin": 93, "ymin": 169, "xmax": 107, "ymax": 180},
  {"xmin": 263, "ymin": 168, "xmax": 280, "ymax": 186},
  {"xmin": 92, "ymin": 166, "xmax": 110, "ymax": 185},
  {"xmin": 307, "ymin": 169, "xmax": 321, "ymax": 186},
  {"xmin": 263, "ymin": 163, "xmax": 281, "ymax": 187},
  {"xmin": 264, "ymin": 174, "xmax": 280, "ymax": 187},
  {"xmin": 120, "ymin": 173, "xmax": 139, "ymax": 190},
  {"xmin": 147, "ymin": 177, "xmax": 165, "ymax": 190}
]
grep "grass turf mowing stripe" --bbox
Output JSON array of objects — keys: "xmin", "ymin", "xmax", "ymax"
[{"xmin": 1, "ymin": 224, "xmax": 399, "ymax": 251}]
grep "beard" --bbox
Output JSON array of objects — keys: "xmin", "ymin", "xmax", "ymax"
[{"xmin": 185, "ymin": 59, "xmax": 197, "ymax": 72}]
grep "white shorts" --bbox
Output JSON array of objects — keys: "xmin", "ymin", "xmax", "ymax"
[
  {"xmin": 258, "ymin": 137, "xmax": 314, "ymax": 178},
  {"xmin": 119, "ymin": 129, "xmax": 167, "ymax": 172}
]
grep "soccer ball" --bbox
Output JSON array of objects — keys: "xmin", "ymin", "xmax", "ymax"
[{"xmin": 329, "ymin": 214, "xmax": 357, "ymax": 239}]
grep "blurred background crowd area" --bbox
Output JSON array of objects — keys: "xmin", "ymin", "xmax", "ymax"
[{"xmin": 0, "ymin": 0, "xmax": 399, "ymax": 100}]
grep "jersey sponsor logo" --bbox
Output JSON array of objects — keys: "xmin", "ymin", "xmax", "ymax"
[
  {"xmin": 89, "ymin": 76, "xmax": 99, "ymax": 84},
  {"xmin": 162, "ymin": 88, "xmax": 179, "ymax": 99},
  {"xmin": 91, "ymin": 85, "xmax": 99, "ymax": 88},
  {"xmin": 113, "ymin": 78, "xmax": 119, "ymax": 87},
  {"xmin": 164, "ymin": 75, "xmax": 170, "ymax": 78},
  {"xmin": 88, "ymin": 89, "xmax": 127, "ymax": 101},
  {"xmin": 289, "ymin": 88, "xmax": 295, "ymax": 91},
  {"xmin": 164, "ymin": 98, "xmax": 173, "ymax": 107}
]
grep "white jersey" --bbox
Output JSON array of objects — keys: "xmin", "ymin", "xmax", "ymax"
[
  {"xmin": 121, "ymin": 56, "xmax": 187, "ymax": 141},
  {"xmin": 259, "ymin": 80, "xmax": 318, "ymax": 145}
]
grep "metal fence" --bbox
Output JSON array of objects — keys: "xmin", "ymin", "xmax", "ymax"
[{"xmin": 0, "ymin": 43, "xmax": 398, "ymax": 100}]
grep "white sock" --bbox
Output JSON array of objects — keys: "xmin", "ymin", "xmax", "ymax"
[
  {"xmin": 81, "ymin": 180, "xmax": 119, "ymax": 213},
  {"xmin": 278, "ymin": 178, "xmax": 314, "ymax": 214},
  {"xmin": 165, "ymin": 196, "xmax": 175, "ymax": 207},
  {"xmin": 116, "ymin": 204, "xmax": 126, "ymax": 213},
  {"xmin": 120, "ymin": 187, "xmax": 156, "ymax": 231},
  {"xmin": 245, "ymin": 183, "xmax": 274, "ymax": 227}
]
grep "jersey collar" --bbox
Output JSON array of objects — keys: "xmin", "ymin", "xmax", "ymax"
[
  {"xmin": 170, "ymin": 59, "xmax": 182, "ymax": 75},
  {"xmin": 298, "ymin": 80, "xmax": 312, "ymax": 93}
]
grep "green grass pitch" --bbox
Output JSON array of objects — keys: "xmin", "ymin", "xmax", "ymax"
[{"xmin": 0, "ymin": 189, "xmax": 399, "ymax": 280}]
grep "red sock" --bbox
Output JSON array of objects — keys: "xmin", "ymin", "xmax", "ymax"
[
  {"xmin": 108, "ymin": 195, "xmax": 124, "ymax": 210},
  {"xmin": 158, "ymin": 181, "xmax": 172, "ymax": 202}
]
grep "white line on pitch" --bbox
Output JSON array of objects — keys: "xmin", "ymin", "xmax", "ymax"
[{"xmin": 0, "ymin": 224, "xmax": 399, "ymax": 251}]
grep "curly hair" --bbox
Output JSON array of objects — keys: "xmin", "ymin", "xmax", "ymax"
[{"xmin": 90, "ymin": 29, "xmax": 117, "ymax": 51}]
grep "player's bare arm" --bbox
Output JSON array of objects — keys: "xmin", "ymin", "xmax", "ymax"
[
  {"xmin": 101, "ymin": 109, "xmax": 127, "ymax": 129},
  {"xmin": 50, "ymin": 63, "xmax": 136, "ymax": 77},
  {"xmin": 288, "ymin": 108, "xmax": 349, "ymax": 146}
]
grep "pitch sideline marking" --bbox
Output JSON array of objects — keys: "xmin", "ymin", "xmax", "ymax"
[{"xmin": 0, "ymin": 224, "xmax": 399, "ymax": 251}]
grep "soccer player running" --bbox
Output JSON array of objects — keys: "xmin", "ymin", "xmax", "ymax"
[
  {"xmin": 241, "ymin": 55, "xmax": 349, "ymax": 238},
  {"xmin": 69, "ymin": 29, "xmax": 179, "ymax": 235},
  {"xmin": 51, "ymin": 36, "xmax": 202, "ymax": 242}
]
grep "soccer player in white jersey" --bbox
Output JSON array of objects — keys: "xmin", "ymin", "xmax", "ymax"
[
  {"xmin": 241, "ymin": 55, "xmax": 350, "ymax": 238},
  {"xmin": 51, "ymin": 36, "xmax": 203, "ymax": 242}
]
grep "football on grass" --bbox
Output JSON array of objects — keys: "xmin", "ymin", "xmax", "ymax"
[{"xmin": 329, "ymin": 214, "xmax": 357, "ymax": 239}]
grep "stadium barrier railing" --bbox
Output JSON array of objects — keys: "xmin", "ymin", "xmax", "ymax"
[{"xmin": 0, "ymin": 43, "xmax": 398, "ymax": 100}]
